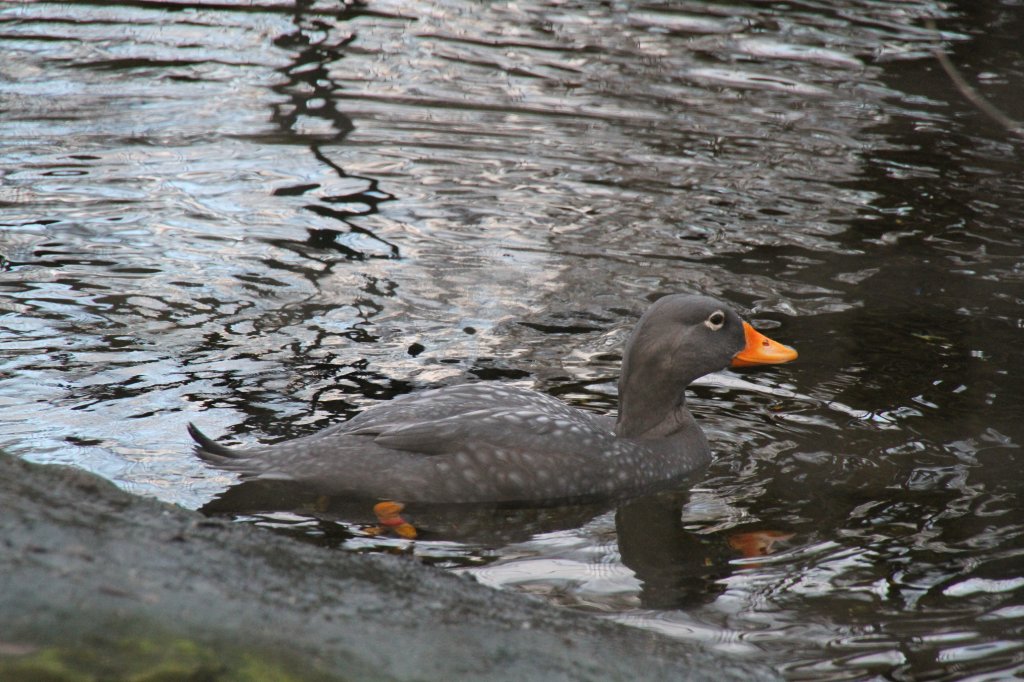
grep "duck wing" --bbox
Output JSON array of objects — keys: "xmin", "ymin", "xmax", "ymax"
[
  {"xmin": 332, "ymin": 383, "xmax": 580, "ymax": 433},
  {"xmin": 347, "ymin": 405, "xmax": 609, "ymax": 456},
  {"xmin": 191, "ymin": 383, "xmax": 621, "ymax": 502}
]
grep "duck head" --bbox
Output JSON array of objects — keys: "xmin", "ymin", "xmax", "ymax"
[{"xmin": 616, "ymin": 294, "xmax": 797, "ymax": 438}]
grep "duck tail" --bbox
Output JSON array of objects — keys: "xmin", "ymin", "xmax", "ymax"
[{"xmin": 188, "ymin": 422, "xmax": 248, "ymax": 463}]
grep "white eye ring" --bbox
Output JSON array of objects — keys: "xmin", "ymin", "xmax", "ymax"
[{"xmin": 704, "ymin": 311, "xmax": 726, "ymax": 331}]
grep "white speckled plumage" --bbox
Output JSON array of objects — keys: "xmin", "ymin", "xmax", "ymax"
[{"xmin": 189, "ymin": 294, "xmax": 795, "ymax": 504}]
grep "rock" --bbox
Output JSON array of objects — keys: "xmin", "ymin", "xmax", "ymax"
[{"xmin": 0, "ymin": 455, "xmax": 777, "ymax": 681}]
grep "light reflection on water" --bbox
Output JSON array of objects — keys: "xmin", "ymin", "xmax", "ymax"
[{"xmin": 2, "ymin": 0, "xmax": 1024, "ymax": 678}]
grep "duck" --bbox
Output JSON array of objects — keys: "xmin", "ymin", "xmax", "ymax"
[{"xmin": 189, "ymin": 294, "xmax": 796, "ymax": 505}]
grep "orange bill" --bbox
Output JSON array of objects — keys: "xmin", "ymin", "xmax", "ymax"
[{"xmin": 731, "ymin": 321, "xmax": 798, "ymax": 367}]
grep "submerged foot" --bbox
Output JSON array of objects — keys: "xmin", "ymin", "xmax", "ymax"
[{"xmin": 366, "ymin": 500, "xmax": 417, "ymax": 539}]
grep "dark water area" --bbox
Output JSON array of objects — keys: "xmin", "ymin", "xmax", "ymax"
[{"xmin": 3, "ymin": 0, "xmax": 1024, "ymax": 678}]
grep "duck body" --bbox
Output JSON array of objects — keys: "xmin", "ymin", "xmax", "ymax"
[
  {"xmin": 190, "ymin": 295, "xmax": 796, "ymax": 505},
  {"xmin": 191, "ymin": 382, "xmax": 710, "ymax": 504}
]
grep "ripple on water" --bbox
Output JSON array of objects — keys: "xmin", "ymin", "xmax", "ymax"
[{"xmin": 3, "ymin": 1, "xmax": 1024, "ymax": 680}]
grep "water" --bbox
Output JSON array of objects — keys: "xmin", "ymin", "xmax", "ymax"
[{"xmin": 3, "ymin": 0, "xmax": 1024, "ymax": 678}]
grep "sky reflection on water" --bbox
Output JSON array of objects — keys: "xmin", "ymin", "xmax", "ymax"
[{"xmin": 2, "ymin": 0, "xmax": 1023, "ymax": 679}]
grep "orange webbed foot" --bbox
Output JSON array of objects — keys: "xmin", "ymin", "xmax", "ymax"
[{"xmin": 367, "ymin": 500, "xmax": 418, "ymax": 539}]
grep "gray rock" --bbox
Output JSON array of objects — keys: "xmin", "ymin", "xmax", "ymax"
[{"xmin": 0, "ymin": 455, "xmax": 778, "ymax": 681}]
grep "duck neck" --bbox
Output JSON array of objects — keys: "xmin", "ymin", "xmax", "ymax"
[{"xmin": 615, "ymin": 372, "xmax": 693, "ymax": 439}]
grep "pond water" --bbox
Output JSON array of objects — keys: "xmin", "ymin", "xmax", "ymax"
[{"xmin": 3, "ymin": 0, "xmax": 1024, "ymax": 678}]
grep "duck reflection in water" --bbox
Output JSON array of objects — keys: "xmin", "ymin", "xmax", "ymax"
[{"xmin": 203, "ymin": 482, "xmax": 795, "ymax": 609}]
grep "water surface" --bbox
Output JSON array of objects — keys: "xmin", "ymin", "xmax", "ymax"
[{"xmin": 2, "ymin": 0, "xmax": 1023, "ymax": 679}]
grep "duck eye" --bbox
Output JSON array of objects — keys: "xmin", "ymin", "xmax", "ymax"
[{"xmin": 704, "ymin": 311, "xmax": 726, "ymax": 331}]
